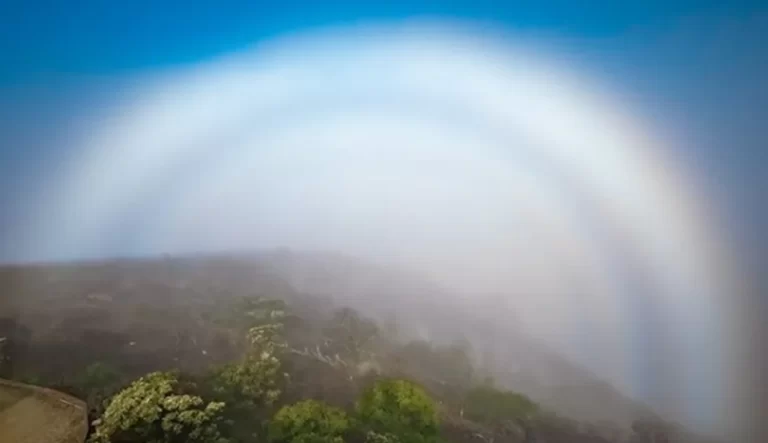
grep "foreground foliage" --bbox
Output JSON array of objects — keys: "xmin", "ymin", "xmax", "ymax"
[
  {"xmin": 89, "ymin": 371, "xmax": 229, "ymax": 443},
  {"xmin": 269, "ymin": 399, "xmax": 350, "ymax": 443},
  {"xmin": 356, "ymin": 379, "xmax": 439, "ymax": 443}
]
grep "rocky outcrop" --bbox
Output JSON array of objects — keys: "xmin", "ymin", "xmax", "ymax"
[{"xmin": 0, "ymin": 378, "xmax": 88, "ymax": 443}]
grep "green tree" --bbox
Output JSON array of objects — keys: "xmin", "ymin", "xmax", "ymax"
[
  {"xmin": 89, "ymin": 371, "xmax": 229, "ymax": 443},
  {"xmin": 355, "ymin": 379, "xmax": 438, "ymax": 443},
  {"xmin": 268, "ymin": 399, "xmax": 349, "ymax": 443},
  {"xmin": 209, "ymin": 322, "xmax": 284, "ymax": 409}
]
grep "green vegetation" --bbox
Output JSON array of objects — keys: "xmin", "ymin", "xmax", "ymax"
[
  {"xmin": 78, "ymin": 300, "xmax": 449, "ymax": 443},
  {"xmin": 5, "ymin": 290, "xmax": 669, "ymax": 443},
  {"xmin": 269, "ymin": 400, "xmax": 349, "ymax": 443},
  {"xmin": 89, "ymin": 371, "xmax": 229, "ymax": 443},
  {"xmin": 355, "ymin": 379, "xmax": 439, "ymax": 443},
  {"xmin": 209, "ymin": 323, "xmax": 284, "ymax": 410}
]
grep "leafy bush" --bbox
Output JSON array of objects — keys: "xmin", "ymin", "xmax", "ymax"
[
  {"xmin": 268, "ymin": 399, "xmax": 349, "ymax": 443},
  {"xmin": 355, "ymin": 379, "xmax": 438, "ymax": 443},
  {"xmin": 89, "ymin": 371, "xmax": 229, "ymax": 443}
]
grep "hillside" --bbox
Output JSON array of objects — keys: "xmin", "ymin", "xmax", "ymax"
[
  {"xmin": 0, "ymin": 251, "xmax": 715, "ymax": 442},
  {"xmin": 241, "ymin": 250, "xmax": 654, "ymax": 426}
]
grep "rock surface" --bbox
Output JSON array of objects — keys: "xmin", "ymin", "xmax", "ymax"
[{"xmin": 0, "ymin": 379, "xmax": 88, "ymax": 443}]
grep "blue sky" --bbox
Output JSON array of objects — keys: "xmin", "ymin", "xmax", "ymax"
[{"xmin": 0, "ymin": 1, "xmax": 765, "ymax": 79}]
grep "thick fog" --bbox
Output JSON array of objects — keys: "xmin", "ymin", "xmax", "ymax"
[{"xmin": 6, "ymin": 22, "xmax": 754, "ymax": 438}]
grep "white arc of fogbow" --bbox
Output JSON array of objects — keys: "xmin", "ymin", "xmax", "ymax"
[{"xmin": 28, "ymin": 22, "xmax": 740, "ymax": 432}]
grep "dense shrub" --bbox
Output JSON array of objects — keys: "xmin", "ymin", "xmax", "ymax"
[
  {"xmin": 89, "ymin": 371, "xmax": 229, "ymax": 443},
  {"xmin": 355, "ymin": 379, "xmax": 439, "ymax": 443},
  {"xmin": 269, "ymin": 399, "xmax": 349, "ymax": 443}
]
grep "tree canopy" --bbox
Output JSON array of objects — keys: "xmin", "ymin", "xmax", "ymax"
[
  {"xmin": 209, "ymin": 317, "xmax": 285, "ymax": 410},
  {"xmin": 355, "ymin": 379, "xmax": 439, "ymax": 443},
  {"xmin": 269, "ymin": 399, "xmax": 349, "ymax": 443},
  {"xmin": 89, "ymin": 371, "xmax": 229, "ymax": 443}
]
